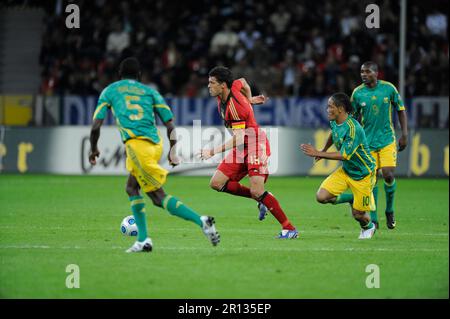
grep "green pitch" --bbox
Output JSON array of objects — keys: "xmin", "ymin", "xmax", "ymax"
[{"xmin": 0, "ymin": 175, "xmax": 448, "ymax": 298}]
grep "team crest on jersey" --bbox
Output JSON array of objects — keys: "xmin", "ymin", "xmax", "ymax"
[
  {"xmin": 361, "ymin": 102, "xmax": 366, "ymax": 106},
  {"xmin": 372, "ymin": 95, "xmax": 377, "ymax": 100},
  {"xmin": 372, "ymin": 104, "xmax": 379, "ymax": 115},
  {"xmin": 384, "ymin": 97, "xmax": 389, "ymax": 103}
]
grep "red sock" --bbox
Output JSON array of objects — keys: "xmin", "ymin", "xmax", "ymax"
[
  {"xmin": 261, "ymin": 192, "xmax": 295, "ymax": 230},
  {"xmin": 224, "ymin": 181, "xmax": 252, "ymax": 198}
]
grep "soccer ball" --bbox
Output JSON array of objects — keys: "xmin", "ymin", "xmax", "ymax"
[{"xmin": 120, "ymin": 215, "xmax": 138, "ymax": 236}]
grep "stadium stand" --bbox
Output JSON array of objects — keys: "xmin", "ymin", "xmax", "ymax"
[{"xmin": 31, "ymin": 0, "xmax": 447, "ymax": 98}]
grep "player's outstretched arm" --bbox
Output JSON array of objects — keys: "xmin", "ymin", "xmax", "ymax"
[
  {"xmin": 300, "ymin": 143, "xmax": 344, "ymax": 161},
  {"xmin": 315, "ymin": 133, "xmax": 333, "ymax": 162},
  {"xmin": 89, "ymin": 119, "xmax": 104, "ymax": 165},
  {"xmin": 199, "ymin": 129, "xmax": 245, "ymax": 160},
  {"xmin": 397, "ymin": 110, "xmax": 408, "ymax": 152},
  {"xmin": 164, "ymin": 120, "xmax": 180, "ymax": 167}
]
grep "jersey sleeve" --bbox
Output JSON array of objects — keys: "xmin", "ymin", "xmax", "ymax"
[
  {"xmin": 152, "ymin": 91, "xmax": 174, "ymax": 123},
  {"xmin": 231, "ymin": 79, "xmax": 243, "ymax": 93},
  {"xmin": 391, "ymin": 85, "xmax": 405, "ymax": 111},
  {"xmin": 350, "ymin": 88, "xmax": 360, "ymax": 116},
  {"xmin": 340, "ymin": 122, "xmax": 360, "ymax": 160},
  {"xmin": 93, "ymin": 87, "xmax": 111, "ymax": 121}
]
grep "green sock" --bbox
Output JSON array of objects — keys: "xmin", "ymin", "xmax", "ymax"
[
  {"xmin": 162, "ymin": 195, "xmax": 202, "ymax": 227},
  {"xmin": 334, "ymin": 193, "xmax": 354, "ymax": 204},
  {"xmin": 370, "ymin": 185, "xmax": 379, "ymax": 223},
  {"xmin": 359, "ymin": 219, "xmax": 374, "ymax": 230},
  {"xmin": 384, "ymin": 179, "xmax": 397, "ymax": 213},
  {"xmin": 129, "ymin": 195, "xmax": 148, "ymax": 242}
]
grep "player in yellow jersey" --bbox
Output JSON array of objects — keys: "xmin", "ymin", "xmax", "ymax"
[
  {"xmin": 301, "ymin": 93, "xmax": 377, "ymax": 239},
  {"xmin": 89, "ymin": 57, "xmax": 220, "ymax": 252},
  {"xmin": 350, "ymin": 61, "xmax": 408, "ymax": 229}
]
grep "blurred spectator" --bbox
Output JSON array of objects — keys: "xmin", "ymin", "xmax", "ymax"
[
  {"xmin": 426, "ymin": 9, "xmax": 447, "ymax": 37},
  {"xmin": 270, "ymin": 5, "xmax": 291, "ymax": 34},
  {"xmin": 281, "ymin": 51, "xmax": 299, "ymax": 95},
  {"xmin": 249, "ymin": 38, "xmax": 271, "ymax": 67},
  {"xmin": 231, "ymin": 56, "xmax": 255, "ymax": 83},
  {"xmin": 210, "ymin": 20, "xmax": 239, "ymax": 57},
  {"xmin": 238, "ymin": 21, "xmax": 261, "ymax": 50},
  {"xmin": 34, "ymin": 0, "xmax": 448, "ymax": 98},
  {"xmin": 106, "ymin": 22, "xmax": 130, "ymax": 56},
  {"xmin": 340, "ymin": 9, "xmax": 360, "ymax": 37}
]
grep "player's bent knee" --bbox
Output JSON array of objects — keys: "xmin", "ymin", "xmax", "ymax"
[
  {"xmin": 151, "ymin": 197, "xmax": 163, "ymax": 207},
  {"xmin": 210, "ymin": 180, "xmax": 225, "ymax": 192},
  {"xmin": 147, "ymin": 191, "xmax": 164, "ymax": 207},
  {"xmin": 316, "ymin": 192, "xmax": 329, "ymax": 204},
  {"xmin": 381, "ymin": 168, "xmax": 395, "ymax": 183},
  {"xmin": 384, "ymin": 173, "xmax": 395, "ymax": 184},
  {"xmin": 125, "ymin": 185, "xmax": 139, "ymax": 196},
  {"xmin": 250, "ymin": 188, "xmax": 264, "ymax": 200},
  {"xmin": 316, "ymin": 197, "xmax": 328, "ymax": 204},
  {"xmin": 352, "ymin": 210, "xmax": 365, "ymax": 219}
]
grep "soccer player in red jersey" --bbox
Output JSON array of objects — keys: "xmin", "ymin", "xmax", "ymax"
[{"xmin": 200, "ymin": 66, "xmax": 298, "ymax": 239}]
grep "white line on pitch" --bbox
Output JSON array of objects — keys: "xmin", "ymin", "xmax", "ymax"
[{"xmin": 0, "ymin": 245, "xmax": 447, "ymax": 253}]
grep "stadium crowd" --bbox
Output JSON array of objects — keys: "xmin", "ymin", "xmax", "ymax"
[{"xmin": 37, "ymin": 0, "xmax": 448, "ymax": 98}]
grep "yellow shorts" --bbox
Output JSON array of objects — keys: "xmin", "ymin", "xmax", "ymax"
[
  {"xmin": 125, "ymin": 139, "xmax": 168, "ymax": 193},
  {"xmin": 320, "ymin": 167, "xmax": 376, "ymax": 212},
  {"xmin": 371, "ymin": 141, "xmax": 397, "ymax": 169}
]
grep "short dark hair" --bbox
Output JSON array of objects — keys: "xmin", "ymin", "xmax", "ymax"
[
  {"xmin": 208, "ymin": 66, "xmax": 233, "ymax": 88},
  {"xmin": 362, "ymin": 61, "xmax": 378, "ymax": 72},
  {"xmin": 119, "ymin": 57, "xmax": 141, "ymax": 79},
  {"xmin": 331, "ymin": 92, "xmax": 353, "ymax": 113}
]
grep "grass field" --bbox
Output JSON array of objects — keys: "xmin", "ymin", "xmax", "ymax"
[{"xmin": 0, "ymin": 175, "xmax": 448, "ymax": 299}]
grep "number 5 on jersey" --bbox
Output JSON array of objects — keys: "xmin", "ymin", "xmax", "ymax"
[{"xmin": 126, "ymin": 95, "xmax": 143, "ymax": 121}]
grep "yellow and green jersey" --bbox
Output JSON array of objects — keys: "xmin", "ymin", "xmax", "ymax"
[
  {"xmin": 331, "ymin": 116, "xmax": 376, "ymax": 181},
  {"xmin": 93, "ymin": 79, "xmax": 173, "ymax": 144},
  {"xmin": 351, "ymin": 80, "xmax": 405, "ymax": 151}
]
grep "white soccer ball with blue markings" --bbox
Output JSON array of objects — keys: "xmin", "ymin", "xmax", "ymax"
[{"xmin": 120, "ymin": 215, "xmax": 138, "ymax": 236}]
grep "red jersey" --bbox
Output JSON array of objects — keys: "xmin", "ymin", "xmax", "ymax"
[
  {"xmin": 217, "ymin": 80, "xmax": 258, "ymax": 130},
  {"xmin": 216, "ymin": 80, "xmax": 271, "ymax": 158}
]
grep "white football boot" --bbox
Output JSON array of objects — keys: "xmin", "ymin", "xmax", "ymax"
[
  {"xmin": 200, "ymin": 216, "xmax": 220, "ymax": 246},
  {"xmin": 358, "ymin": 223, "xmax": 377, "ymax": 239},
  {"xmin": 126, "ymin": 237, "xmax": 153, "ymax": 253}
]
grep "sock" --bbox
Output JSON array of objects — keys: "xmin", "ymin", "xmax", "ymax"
[
  {"xmin": 222, "ymin": 181, "xmax": 252, "ymax": 198},
  {"xmin": 259, "ymin": 192, "xmax": 295, "ymax": 230},
  {"xmin": 334, "ymin": 193, "xmax": 354, "ymax": 204},
  {"xmin": 129, "ymin": 195, "xmax": 148, "ymax": 242},
  {"xmin": 358, "ymin": 219, "xmax": 374, "ymax": 230},
  {"xmin": 384, "ymin": 179, "xmax": 397, "ymax": 213},
  {"xmin": 162, "ymin": 195, "xmax": 202, "ymax": 227},
  {"xmin": 370, "ymin": 185, "xmax": 379, "ymax": 223}
]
